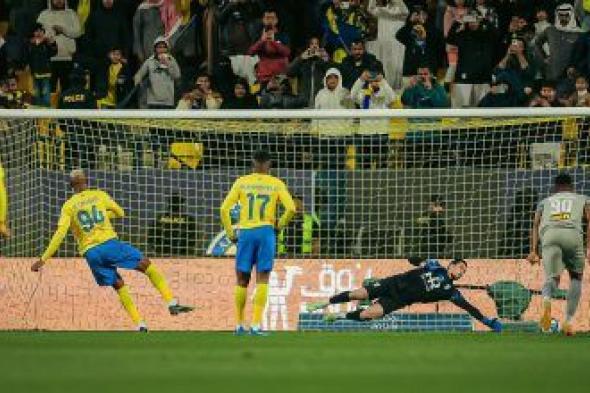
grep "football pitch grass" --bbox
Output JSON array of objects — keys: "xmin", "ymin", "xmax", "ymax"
[{"xmin": 1, "ymin": 332, "xmax": 589, "ymax": 393}]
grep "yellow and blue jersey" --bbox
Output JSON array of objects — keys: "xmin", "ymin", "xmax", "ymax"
[
  {"xmin": 220, "ymin": 173, "xmax": 297, "ymax": 273},
  {"xmin": 41, "ymin": 189, "xmax": 125, "ymax": 261},
  {"xmin": 220, "ymin": 173, "xmax": 296, "ymax": 238},
  {"xmin": 0, "ymin": 161, "xmax": 7, "ymax": 226}
]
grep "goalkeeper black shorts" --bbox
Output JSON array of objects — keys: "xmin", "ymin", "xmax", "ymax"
[{"xmin": 363, "ymin": 276, "xmax": 407, "ymax": 315}]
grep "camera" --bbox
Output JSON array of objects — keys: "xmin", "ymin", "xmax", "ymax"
[
  {"xmin": 494, "ymin": 84, "xmax": 508, "ymax": 94},
  {"xmin": 232, "ymin": 11, "xmax": 243, "ymax": 21},
  {"xmin": 463, "ymin": 14, "xmax": 477, "ymax": 23}
]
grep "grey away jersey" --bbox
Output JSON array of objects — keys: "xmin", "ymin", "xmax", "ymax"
[{"xmin": 537, "ymin": 192, "xmax": 589, "ymax": 235}]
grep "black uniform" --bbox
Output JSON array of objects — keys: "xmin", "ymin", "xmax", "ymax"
[
  {"xmin": 364, "ymin": 259, "xmax": 484, "ymax": 322},
  {"xmin": 58, "ymin": 69, "xmax": 98, "ymax": 169},
  {"xmin": 148, "ymin": 213, "xmax": 198, "ymax": 256}
]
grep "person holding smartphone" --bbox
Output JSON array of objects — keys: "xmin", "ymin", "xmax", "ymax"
[
  {"xmin": 446, "ymin": 10, "xmax": 497, "ymax": 108},
  {"xmin": 287, "ymin": 37, "xmax": 331, "ymax": 108},
  {"xmin": 496, "ymin": 36, "xmax": 535, "ymax": 91},
  {"xmin": 248, "ymin": 9, "xmax": 291, "ymax": 85},
  {"xmin": 401, "ymin": 65, "xmax": 449, "ymax": 108}
]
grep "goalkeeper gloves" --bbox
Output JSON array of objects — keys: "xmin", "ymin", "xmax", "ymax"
[{"xmin": 482, "ymin": 317, "xmax": 502, "ymax": 333}]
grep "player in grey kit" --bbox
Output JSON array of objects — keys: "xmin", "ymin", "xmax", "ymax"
[{"xmin": 527, "ymin": 173, "xmax": 590, "ymax": 335}]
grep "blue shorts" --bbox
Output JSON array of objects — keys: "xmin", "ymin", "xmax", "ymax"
[
  {"xmin": 236, "ymin": 226, "xmax": 276, "ymax": 274},
  {"xmin": 84, "ymin": 239, "xmax": 144, "ymax": 286}
]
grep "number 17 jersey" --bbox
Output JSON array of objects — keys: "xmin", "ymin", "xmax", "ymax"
[
  {"xmin": 222, "ymin": 173, "xmax": 295, "ymax": 230},
  {"xmin": 537, "ymin": 191, "xmax": 589, "ymax": 236},
  {"xmin": 58, "ymin": 189, "xmax": 122, "ymax": 255}
]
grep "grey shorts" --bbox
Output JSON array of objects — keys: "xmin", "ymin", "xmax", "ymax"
[{"xmin": 541, "ymin": 228, "xmax": 585, "ymax": 276}]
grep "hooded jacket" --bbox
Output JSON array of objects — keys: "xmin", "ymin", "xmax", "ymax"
[
  {"xmin": 287, "ymin": 49, "xmax": 331, "ymax": 108},
  {"xmin": 314, "ymin": 68, "xmax": 351, "ymax": 109},
  {"xmin": 535, "ymin": 4, "xmax": 582, "ymax": 80},
  {"xmin": 135, "ymin": 37, "xmax": 181, "ymax": 107},
  {"xmin": 313, "ymin": 68, "xmax": 353, "ymax": 135},
  {"xmin": 37, "ymin": 0, "xmax": 81, "ymax": 61}
]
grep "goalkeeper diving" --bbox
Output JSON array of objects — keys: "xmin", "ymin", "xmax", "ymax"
[
  {"xmin": 31, "ymin": 170, "xmax": 193, "ymax": 331},
  {"xmin": 307, "ymin": 258, "xmax": 502, "ymax": 332}
]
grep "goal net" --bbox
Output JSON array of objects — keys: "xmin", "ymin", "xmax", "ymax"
[{"xmin": 0, "ymin": 108, "xmax": 589, "ymax": 331}]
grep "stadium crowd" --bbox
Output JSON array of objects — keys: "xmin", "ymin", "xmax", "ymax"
[{"xmin": 1, "ymin": 0, "xmax": 590, "ymax": 109}]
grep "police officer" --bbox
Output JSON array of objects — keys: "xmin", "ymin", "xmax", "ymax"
[
  {"xmin": 148, "ymin": 193, "xmax": 198, "ymax": 256},
  {"xmin": 278, "ymin": 196, "xmax": 320, "ymax": 257},
  {"xmin": 58, "ymin": 63, "xmax": 97, "ymax": 169}
]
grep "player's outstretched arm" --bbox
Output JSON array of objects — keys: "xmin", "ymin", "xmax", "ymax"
[
  {"xmin": 450, "ymin": 291, "xmax": 502, "ymax": 332},
  {"xmin": 220, "ymin": 180, "xmax": 240, "ymax": 241},
  {"xmin": 32, "ymin": 208, "xmax": 72, "ymax": 271},
  {"xmin": 527, "ymin": 212, "xmax": 541, "ymax": 265},
  {"xmin": 585, "ymin": 204, "xmax": 590, "ymax": 263},
  {"xmin": 0, "ymin": 165, "xmax": 9, "ymax": 238},
  {"xmin": 277, "ymin": 184, "xmax": 297, "ymax": 231},
  {"xmin": 103, "ymin": 192, "xmax": 125, "ymax": 219}
]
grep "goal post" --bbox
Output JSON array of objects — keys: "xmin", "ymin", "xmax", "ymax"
[{"xmin": 0, "ymin": 108, "xmax": 589, "ymax": 331}]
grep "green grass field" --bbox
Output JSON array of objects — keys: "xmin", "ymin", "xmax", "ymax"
[{"xmin": 1, "ymin": 332, "xmax": 589, "ymax": 393}]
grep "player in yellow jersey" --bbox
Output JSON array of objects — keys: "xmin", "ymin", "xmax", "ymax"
[
  {"xmin": 31, "ymin": 170, "xmax": 193, "ymax": 331},
  {"xmin": 221, "ymin": 150, "xmax": 297, "ymax": 336},
  {"xmin": 0, "ymin": 160, "xmax": 10, "ymax": 239}
]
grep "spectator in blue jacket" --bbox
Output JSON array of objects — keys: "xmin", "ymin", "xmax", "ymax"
[{"xmin": 401, "ymin": 65, "xmax": 449, "ymax": 108}]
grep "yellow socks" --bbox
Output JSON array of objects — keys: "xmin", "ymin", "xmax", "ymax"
[
  {"xmin": 116, "ymin": 285, "xmax": 143, "ymax": 326},
  {"xmin": 252, "ymin": 283, "xmax": 269, "ymax": 328},
  {"xmin": 235, "ymin": 286, "xmax": 247, "ymax": 326},
  {"xmin": 145, "ymin": 264, "xmax": 175, "ymax": 305}
]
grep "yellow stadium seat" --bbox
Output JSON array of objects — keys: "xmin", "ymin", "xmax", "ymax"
[{"xmin": 167, "ymin": 142, "xmax": 204, "ymax": 169}]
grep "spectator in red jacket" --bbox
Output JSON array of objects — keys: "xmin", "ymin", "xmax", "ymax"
[{"xmin": 247, "ymin": 9, "xmax": 291, "ymax": 85}]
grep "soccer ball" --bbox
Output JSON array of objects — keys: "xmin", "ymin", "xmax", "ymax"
[
  {"xmin": 549, "ymin": 319, "xmax": 560, "ymax": 333},
  {"xmin": 541, "ymin": 318, "xmax": 560, "ymax": 334}
]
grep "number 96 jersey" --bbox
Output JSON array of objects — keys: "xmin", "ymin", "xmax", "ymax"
[{"xmin": 58, "ymin": 189, "xmax": 122, "ymax": 255}]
